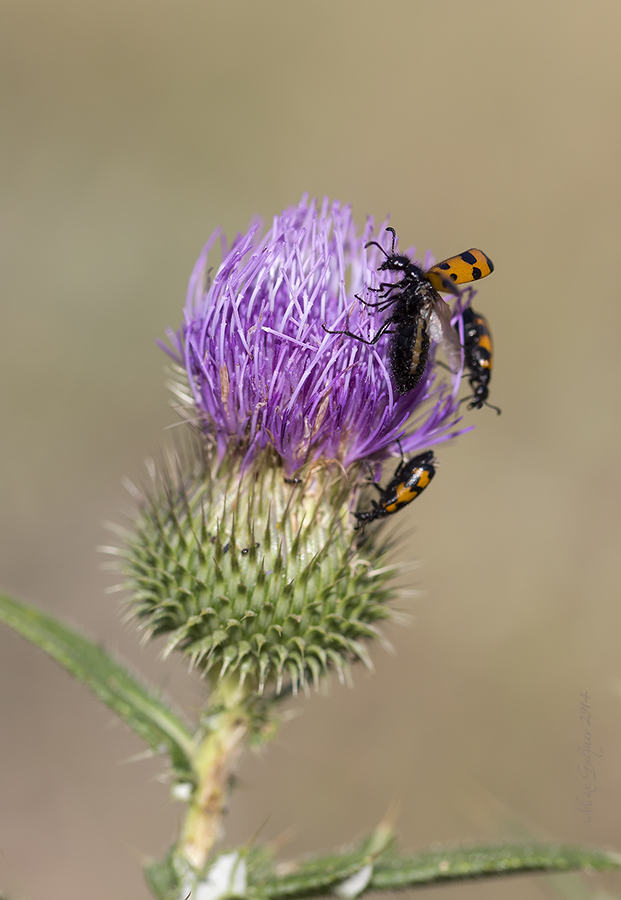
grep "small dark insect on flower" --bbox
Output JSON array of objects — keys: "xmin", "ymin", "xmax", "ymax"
[
  {"xmin": 457, "ymin": 306, "xmax": 501, "ymax": 414},
  {"xmin": 354, "ymin": 450, "xmax": 436, "ymax": 530},
  {"xmin": 323, "ymin": 227, "xmax": 493, "ymax": 397}
]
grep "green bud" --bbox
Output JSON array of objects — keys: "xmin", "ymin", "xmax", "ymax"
[{"xmin": 123, "ymin": 440, "xmax": 394, "ymax": 696}]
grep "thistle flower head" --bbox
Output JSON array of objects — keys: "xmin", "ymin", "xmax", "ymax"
[
  {"xmin": 165, "ymin": 196, "xmax": 468, "ymax": 475},
  {"xmin": 124, "ymin": 197, "xmax": 475, "ymax": 695}
]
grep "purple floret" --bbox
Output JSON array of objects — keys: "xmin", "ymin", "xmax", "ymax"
[{"xmin": 164, "ymin": 196, "xmax": 472, "ymax": 474}]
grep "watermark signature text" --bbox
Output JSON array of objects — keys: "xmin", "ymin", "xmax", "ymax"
[{"xmin": 576, "ymin": 692, "xmax": 602, "ymax": 824}]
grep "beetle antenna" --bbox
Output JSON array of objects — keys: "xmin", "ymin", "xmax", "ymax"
[
  {"xmin": 396, "ymin": 438, "xmax": 404, "ymax": 467},
  {"xmin": 364, "ymin": 239, "xmax": 389, "ymax": 258},
  {"xmin": 385, "ymin": 226, "xmax": 397, "ymax": 254},
  {"xmin": 458, "ymin": 394, "xmax": 502, "ymax": 415},
  {"xmin": 365, "ymin": 227, "xmax": 398, "ymax": 259}
]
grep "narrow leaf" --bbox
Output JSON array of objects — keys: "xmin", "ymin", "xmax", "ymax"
[
  {"xmin": 370, "ymin": 844, "xmax": 621, "ymax": 890},
  {"xmin": 260, "ymin": 850, "xmax": 368, "ymax": 898},
  {"xmin": 0, "ymin": 592, "xmax": 196, "ymax": 779},
  {"xmin": 252, "ymin": 843, "xmax": 621, "ymax": 899}
]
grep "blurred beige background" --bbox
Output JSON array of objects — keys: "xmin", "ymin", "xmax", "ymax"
[{"xmin": 2, "ymin": 1, "xmax": 621, "ymax": 898}]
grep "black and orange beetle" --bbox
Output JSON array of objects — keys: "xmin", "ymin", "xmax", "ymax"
[
  {"xmin": 459, "ymin": 306, "xmax": 501, "ymax": 414},
  {"xmin": 354, "ymin": 450, "xmax": 436, "ymax": 529},
  {"xmin": 323, "ymin": 228, "xmax": 494, "ymax": 395}
]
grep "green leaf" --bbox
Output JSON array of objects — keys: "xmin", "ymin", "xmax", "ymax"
[
  {"xmin": 144, "ymin": 850, "xmax": 182, "ymax": 900},
  {"xmin": 258, "ymin": 849, "xmax": 368, "ymax": 898},
  {"xmin": 249, "ymin": 843, "xmax": 621, "ymax": 899},
  {"xmin": 0, "ymin": 592, "xmax": 196, "ymax": 781},
  {"xmin": 370, "ymin": 844, "xmax": 621, "ymax": 891}
]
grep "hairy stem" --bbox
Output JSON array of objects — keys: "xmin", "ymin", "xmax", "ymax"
[{"xmin": 179, "ymin": 677, "xmax": 253, "ymax": 870}]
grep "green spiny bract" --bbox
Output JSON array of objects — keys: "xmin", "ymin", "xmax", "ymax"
[{"xmin": 123, "ymin": 444, "xmax": 395, "ymax": 695}]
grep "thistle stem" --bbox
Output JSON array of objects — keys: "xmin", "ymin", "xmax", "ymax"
[{"xmin": 179, "ymin": 677, "xmax": 254, "ymax": 871}]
